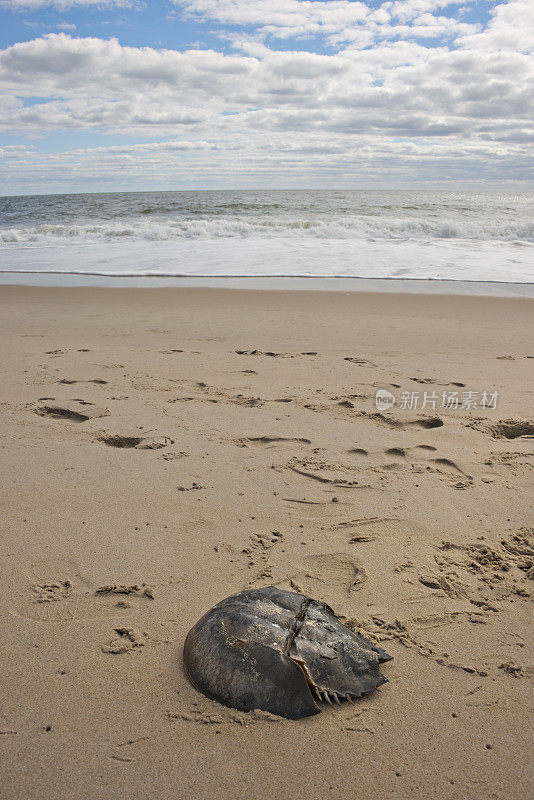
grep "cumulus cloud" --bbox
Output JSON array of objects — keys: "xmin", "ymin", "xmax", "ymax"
[
  {"xmin": 1, "ymin": 21, "xmax": 531, "ymax": 135},
  {"xmin": 177, "ymin": 0, "xmax": 476, "ymax": 44},
  {"xmin": 0, "ymin": 0, "xmax": 533, "ymax": 188}
]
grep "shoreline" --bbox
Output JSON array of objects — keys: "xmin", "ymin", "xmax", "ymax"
[{"xmin": 1, "ymin": 272, "xmax": 534, "ymax": 296}]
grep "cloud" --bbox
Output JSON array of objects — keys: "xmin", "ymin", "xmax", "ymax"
[
  {"xmin": 68, "ymin": 139, "xmax": 219, "ymax": 154},
  {"xmin": 3, "ymin": 131, "xmax": 532, "ymax": 195},
  {"xmin": 0, "ymin": 143, "xmax": 36, "ymax": 158},
  {"xmin": 176, "ymin": 0, "xmax": 476, "ymax": 44},
  {"xmin": 0, "ymin": 2, "xmax": 533, "ymax": 188},
  {"xmin": 457, "ymin": 0, "xmax": 534, "ymax": 52},
  {"xmin": 0, "ymin": 1, "xmax": 138, "ymax": 9}
]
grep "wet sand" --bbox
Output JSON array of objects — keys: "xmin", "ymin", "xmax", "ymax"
[{"xmin": 0, "ymin": 285, "xmax": 533, "ymax": 800}]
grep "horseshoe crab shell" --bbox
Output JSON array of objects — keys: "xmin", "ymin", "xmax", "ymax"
[{"xmin": 183, "ymin": 586, "xmax": 392, "ymax": 720}]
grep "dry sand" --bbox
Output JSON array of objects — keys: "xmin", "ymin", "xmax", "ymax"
[{"xmin": 0, "ymin": 284, "xmax": 533, "ymax": 800}]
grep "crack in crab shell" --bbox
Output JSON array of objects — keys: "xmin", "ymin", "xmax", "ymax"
[{"xmin": 183, "ymin": 587, "xmax": 391, "ymax": 720}]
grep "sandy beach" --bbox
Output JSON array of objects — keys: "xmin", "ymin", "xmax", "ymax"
[{"xmin": 0, "ymin": 284, "xmax": 533, "ymax": 800}]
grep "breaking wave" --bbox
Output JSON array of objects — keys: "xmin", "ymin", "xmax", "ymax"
[
  {"xmin": 1, "ymin": 191, "xmax": 533, "ymax": 283},
  {"xmin": 2, "ymin": 216, "xmax": 534, "ymax": 243}
]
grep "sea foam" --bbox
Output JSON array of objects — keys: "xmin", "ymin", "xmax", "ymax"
[{"xmin": 1, "ymin": 190, "xmax": 533, "ymax": 282}]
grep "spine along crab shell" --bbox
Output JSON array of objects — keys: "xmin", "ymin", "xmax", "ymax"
[{"xmin": 183, "ymin": 586, "xmax": 392, "ymax": 720}]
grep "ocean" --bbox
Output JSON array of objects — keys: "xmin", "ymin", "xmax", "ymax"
[{"xmin": 1, "ymin": 190, "xmax": 533, "ymax": 283}]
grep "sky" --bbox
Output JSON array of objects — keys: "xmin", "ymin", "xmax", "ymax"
[{"xmin": 0, "ymin": 0, "xmax": 533, "ymax": 194}]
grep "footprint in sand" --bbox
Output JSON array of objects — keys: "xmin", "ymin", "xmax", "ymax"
[
  {"xmin": 101, "ymin": 627, "xmax": 149, "ymax": 654},
  {"xmin": 333, "ymin": 518, "xmax": 466, "ymax": 611},
  {"xmin": 469, "ymin": 419, "xmax": 534, "ymax": 440},
  {"xmin": 287, "ymin": 457, "xmax": 367, "ymax": 489},
  {"xmin": 98, "ymin": 432, "xmax": 173, "ymax": 449},
  {"xmin": 243, "ymin": 530, "xmax": 284, "ymax": 571},
  {"xmin": 410, "ymin": 377, "xmax": 466, "ymax": 387},
  {"xmin": 436, "ymin": 530, "xmax": 533, "ymax": 606},
  {"xmin": 286, "ymin": 553, "xmax": 367, "ymax": 600},
  {"xmin": 230, "ymin": 395, "xmax": 264, "ymax": 407},
  {"xmin": 329, "ymin": 518, "xmax": 494, "ymax": 673},
  {"xmin": 35, "ymin": 400, "xmax": 109, "ymax": 422},
  {"xmin": 367, "ymin": 412, "xmax": 444, "ymax": 430},
  {"xmin": 283, "ymin": 517, "xmax": 529, "ymax": 677},
  {"xmin": 235, "ymin": 349, "xmax": 288, "ymax": 358},
  {"xmin": 96, "ymin": 584, "xmax": 154, "ymax": 600},
  {"xmin": 32, "ymin": 580, "xmax": 73, "ymax": 603},
  {"xmin": 235, "ymin": 436, "xmax": 311, "ymax": 448},
  {"xmin": 346, "ymin": 448, "xmax": 369, "ymax": 460},
  {"xmin": 401, "ymin": 417, "xmax": 444, "ymax": 430},
  {"xmin": 483, "ymin": 451, "xmax": 534, "ymax": 477},
  {"xmin": 58, "ymin": 378, "xmax": 108, "ymax": 385},
  {"xmin": 235, "ymin": 349, "xmax": 317, "ymax": 358},
  {"xmin": 345, "ymin": 444, "xmax": 472, "ymax": 486},
  {"xmin": 431, "ymin": 456, "xmax": 470, "ymax": 475},
  {"xmin": 166, "ymin": 703, "xmax": 281, "ymax": 727},
  {"xmin": 344, "ymin": 357, "xmax": 377, "ymax": 367},
  {"xmin": 11, "ymin": 560, "xmax": 155, "ymax": 623}
]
